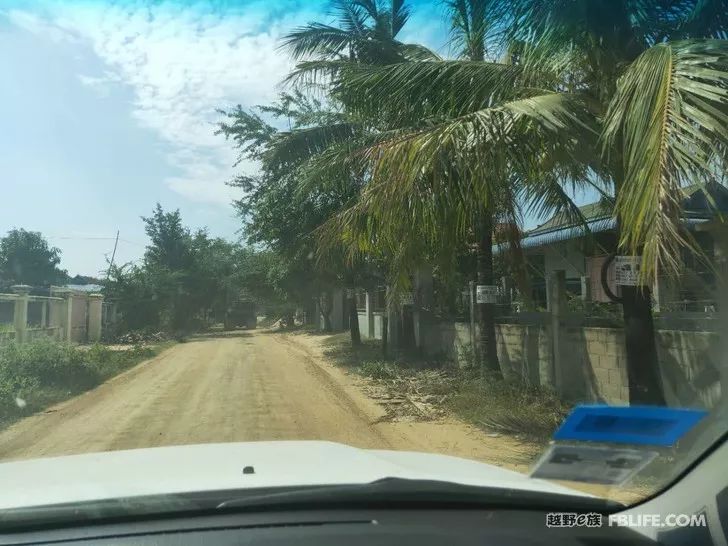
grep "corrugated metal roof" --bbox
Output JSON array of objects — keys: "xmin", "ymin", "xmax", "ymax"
[
  {"xmin": 65, "ymin": 284, "xmax": 103, "ymax": 293},
  {"xmin": 494, "ymin": 217, "xmax": 710, "ymax": 254}
]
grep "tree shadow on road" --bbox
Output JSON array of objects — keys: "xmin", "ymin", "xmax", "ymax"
[
  {"xmin": 258, "ymin": 325, "xmax": 327, "ymax": 337},
  {"xmin": 188, "ymin": 329, "xmax": 255, "ymax": 341}
]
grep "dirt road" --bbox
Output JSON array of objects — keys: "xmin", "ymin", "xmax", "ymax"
[{"xmin": 0, "ymin": 330, "xmax": 540, "ymax": 472}]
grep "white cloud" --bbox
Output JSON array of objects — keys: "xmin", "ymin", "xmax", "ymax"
[{"xmin": 5, "ymin": 1, "xmax": 321, "ymax": 207}]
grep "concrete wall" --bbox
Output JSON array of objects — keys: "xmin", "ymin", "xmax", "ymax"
[
  {"xmin": 70, "ymin": 293, "xmax": 88, "ymax": 342},
  {"xmin": 358, "ymin": 311, "xmax": 385, "ymax": 340},
  {"xmin": 0, "ymin": 291, "xmax": 103, "ymax": 345},
  {"xmin": 655, "ymin": 330, "xmax": 722, "ymax": 408},
  {"xmin": 560, "ymin": 326, "xmax": 629, "ymax": 404},
  {"xmin": 26, "ymin": 327, "xmax": 63, "ymax": 342},
  {"xmin": 496, "ymin": 322, "xmax": 553, "ymax": 387},
  {"xmin": 426, "ymin": 319, "xmax": 724, "ymax": 408}
]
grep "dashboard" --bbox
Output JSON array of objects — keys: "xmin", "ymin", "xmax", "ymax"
[{"xmin": 0, "ymin": 508, "xmax": 658, "ymax": 546}]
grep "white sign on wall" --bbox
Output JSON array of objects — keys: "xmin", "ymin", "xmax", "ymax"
[
  {"xmin": 399, "ymin": 292, "xmax": 414, "ymax": 306},
  {"xmin": 476, "ymin": 285, "xmax": 499, "ymax": 304},
  {"xmin": 614, "ymin": 256, "xmax": 641, "ymax": 286}
]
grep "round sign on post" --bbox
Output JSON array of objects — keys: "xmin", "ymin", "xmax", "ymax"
[
  {"xmin": 476, "ymin": 285, "xmax": 499, "ymax": 304},
  {"xmin": 614, "ymin": 256, "xmax": 641, "ymax": 286}
]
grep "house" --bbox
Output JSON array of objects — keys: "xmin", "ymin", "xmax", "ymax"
[{"xmin": 507, "ymin": 183, "xmax": 728, "ymax": 310}]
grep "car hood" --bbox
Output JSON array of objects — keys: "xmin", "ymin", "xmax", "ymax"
[{"xmin": 0, "ymin": 441, "xmax": 585, "ymax": 509}]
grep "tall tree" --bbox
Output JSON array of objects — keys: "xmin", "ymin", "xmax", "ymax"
[
  {"xmin": 451, "ymin": 0, "xmax": 506, "ymax": 375},
  {"xmin": 281, "ymin": 0, "xmax": 436, "ymax": 75},
  {"xmin": 325, "ymin": 0, "xmax": 728, "ymax": 402},
  {"xmin": 0, "ymin": 229, "xmax": 67, "ymax": 289},
  {"xmin": 278, "ymin": 0, "xmax": 438, "ymax": 347},
  {"xmin": 217, "ymin": 93, "xmax": 364, "ymax": 337}
]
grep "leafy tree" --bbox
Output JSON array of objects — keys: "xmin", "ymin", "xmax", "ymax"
[
  {"xmin": 217, "ymin": 92, "xmax": 376, "ymax": 340},
  {"xmin": 0, "ymin": 229, "xmax": 67, "ymax": 289},
  {"xmin": 105, "ymin": 205, "xmax": 262, "ymax": 334},
  {"xmin": 323, "ymin": 0, "xmax": 728, "ymax": 402}
]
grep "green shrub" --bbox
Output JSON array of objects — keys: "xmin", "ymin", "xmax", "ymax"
[
  {"xmin": 447, "ymin": 373, "xmax": 571, "ymax": 440},
  {"xmin": 0, "ymin": 339, "xmax": 163, "ymax": 428},
  {"xmin": 357, "ymin": 361, "xmax": 400, "ymax": 380}
]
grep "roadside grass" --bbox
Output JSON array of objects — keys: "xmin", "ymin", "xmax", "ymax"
[
  {"xmin": 0, "ymin": 338, "xmax": 172, "ymax": 430},
  {"xmin": 321, "ymin": 333, "xmax": 570, "ymax": 441}
]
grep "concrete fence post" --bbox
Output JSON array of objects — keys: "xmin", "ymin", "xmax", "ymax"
[
  {"xmin": 55, "ymin": 289, "xmax": 74, "ymax": 342},
  {"xmin": 468, "ymin": 281, "xmax": 477, "ymax": 361},
  {"xmin": 11, "ymin": 285, "xmax": 31, "ymax": 344},
  {"xmin": 413, "ymin": 266, "xmax": 433, "ymax": 352},
  {"xmin": 87, "ymin": 293, "xmax": 103, "ymax": 343},
  {"xmin": 386, "ymin": 286, "xmax": 399, "ymax": 348},
  {"xmin": 365, "ymin": 291, "xmax": 375, "ymax": 340},
  {"xmin": 546, "ymin": 271, "xmax": 566, "ymax": 391},
  {"xmin": 580, "ymin": 275, "xmax": 591, "ymax": 301}
]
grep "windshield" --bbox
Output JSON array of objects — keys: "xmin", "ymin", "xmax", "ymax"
[{"xmin": 1, "ymin": 0, "xmax": 727, "ymax": 525}]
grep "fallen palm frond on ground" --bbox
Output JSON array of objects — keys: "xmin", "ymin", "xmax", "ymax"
[{"xmin": 321, "ymin": 333, "xmax": 570, "ymax": 439}]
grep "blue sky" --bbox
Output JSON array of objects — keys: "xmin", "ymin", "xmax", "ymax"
[{"xmin": 1, "ymin": 0, "xmax": 449, "ymax": 276}]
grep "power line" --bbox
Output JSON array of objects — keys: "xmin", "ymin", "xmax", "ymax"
[{"xmin": 46, "ymin": 235, "xmax": 145, "ymax": 247}]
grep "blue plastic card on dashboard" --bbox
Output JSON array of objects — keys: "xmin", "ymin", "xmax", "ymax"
[{"xmin": 552, "ymin": 405, "xmax": 708, "ymax": 447}]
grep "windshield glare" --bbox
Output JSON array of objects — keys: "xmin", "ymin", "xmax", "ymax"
[{"xmin": 0, "ymin": 0, "xmax": 727, "ymax": 524}]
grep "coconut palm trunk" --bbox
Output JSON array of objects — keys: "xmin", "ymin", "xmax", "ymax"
[
  {"xmin": 347, "ymin": 287, "xmax": 362, "ymax": 346},
  {"xmin": 621, "ymin": 285, "xmax": 666, "ymax": 404},
  {"xmin": 476, "ymin": 212, "xmax": 501, "ymax": 374}
]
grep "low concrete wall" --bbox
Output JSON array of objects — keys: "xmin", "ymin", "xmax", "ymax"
[
  {"xmin": 497, "ymin": 322, "xmax": 553, "ymax": 387},
  {"xmin": 656, "ymin": 330, "xmax": 722, "ymax": 408},
  {"xmin": 561, "ymin": 326, "xmax": 629, "ymax": 404},
  {"xmin": 357, "ymin": 312, "xmax": 368, "ymax": 338},
  {"xmin": 26, "ymin": 327, "xmax": 63, "ymax": 342},
  {"xmin": 426, "ymin": 319, "xmax": 723, "ymax": 408},
  {"xmin": 358, "ymin": 311, "xmax": 385, "ymax": 340}
]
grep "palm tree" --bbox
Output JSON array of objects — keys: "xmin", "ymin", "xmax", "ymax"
[
  {"xmin": 281, "ymin": 0, "xmax": 437, "ymax": 82},
  {"xmin": 278, "ymin": 0, "xmax": 439, "ymax": 347},
  {"xmin": 325, "ymin": 0, "xmax": 728, "ymax": 402},
  {"xmin": 450, "ymin": 0, "xmax": 513, "ymax": 376}
]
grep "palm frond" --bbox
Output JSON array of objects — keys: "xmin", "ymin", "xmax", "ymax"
[
  {"xmin": 332, "ymin": 0, "xmax": 369, "ymax": 35},
  {"xmin": 446, "ymin": 0, "xmax": 498, "ymax": 60},
  {"xmin": 315, "ymin": 91, "xmax": 598, "ymax": 284},
  {"xmin": 399, "ymin": 43, "xmax": 442, "ymax": 61},
  {"xmin": 284, "ymin": 60, "xmax": 357, "ymax": 88},
  {"xmin": 264, "ymin": 122, "xmax": 362, "ymax": 170},
  {"xmin": 603, "ymin": 39, "xmax": 728, "ymax": 282},
  {"xmin": 279, "ymin": 23, "xmax": 353, "ymax": 60},
  {"xmin": 335, "ymin": 60, "xmax": 560, "ymax": 126},
  {"xmin": 673, "ymin": 0, "xmax": 728, "ymax": 39},
  {"xmin": 391, "ymin": 0, "xmax": 412, "ymax": 36}
]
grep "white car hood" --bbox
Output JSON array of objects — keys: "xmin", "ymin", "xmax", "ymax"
[{"xmin": 0, "ymin": 441, "xmax": 585, "ymax": 510}]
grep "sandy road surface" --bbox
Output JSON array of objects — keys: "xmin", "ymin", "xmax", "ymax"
[
  {"xmin": 0, "ymin": 331, "xmax": 390, "ymax": 460},
  {"xmin": 0, "ymin": 330, "xmax": 644, "ymax": 502},
  {"xmin": 0, "ymin": 330, "xmax": 540, "ymax": 470}
]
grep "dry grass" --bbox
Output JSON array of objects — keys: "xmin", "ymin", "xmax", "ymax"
[{"xmin": 322, "ymin": 332, "xmax": 570, "ymax": 439}]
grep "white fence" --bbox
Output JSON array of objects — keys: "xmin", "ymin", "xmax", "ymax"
[{"xmin": 0, "ymin": 285, "xmax": 104, "ymax": 344}]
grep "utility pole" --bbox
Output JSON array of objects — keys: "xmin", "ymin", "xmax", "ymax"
[{"xmin": 106, "ymin": 230, "xmax": 120, "ymax": 278}]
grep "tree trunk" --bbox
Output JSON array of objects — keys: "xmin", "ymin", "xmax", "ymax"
[
  {"xmin": 601, "ymin": 250, "xmax": 666, "ymax": 405},
  {"xmin": 319, "ymin": 295, "xmax": 332, "ymax": 332},
  {"xmin": 621, "ymin": 285, "xmax": 666, "ymax": 405},
  {"xmin": 348, "ymin": 290, "xmax": 361, "ymax": 347},
  {"xmin": 476, "ymin": 213, "xmax": 502, "ymax": 377},
  {"xmin": 401, "ymin": 304, "xmax": 415, "ymax": 352},
  {"xmin": 382, "ymin": 314, "xmax": 388, "ymax": 358}
]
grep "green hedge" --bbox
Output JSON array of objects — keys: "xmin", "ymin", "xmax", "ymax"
[{"xmin": 0, "ymin": 339, "xmax": 159, "ymax": 427}]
